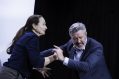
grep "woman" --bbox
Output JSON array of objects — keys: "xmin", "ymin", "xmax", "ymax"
[{"xmin": 0, "ymin": 15, "xmax": 56, "ymax": 79}]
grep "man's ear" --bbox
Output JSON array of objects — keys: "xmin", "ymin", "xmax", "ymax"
[
  {"xmin": 32, "ymin": 23, "xmax": 36, "ymax": 30},
  {"xmin": 85, "ymin": 32, "xmax": 87, "ymax": 36}
]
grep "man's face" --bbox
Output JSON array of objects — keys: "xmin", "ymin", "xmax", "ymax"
[{"xmin": 71, "ymin": 30, "xmax": 87, "ymax": 48}]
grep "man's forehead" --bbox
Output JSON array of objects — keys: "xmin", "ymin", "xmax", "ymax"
[{"xmin": 73, "ymin": 30, "xmax": 85, "ymax": 35}]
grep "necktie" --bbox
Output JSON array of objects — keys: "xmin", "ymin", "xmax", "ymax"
[{"xmin": 74, "ymin": 48, "xmax": 83, "ymax": 61}]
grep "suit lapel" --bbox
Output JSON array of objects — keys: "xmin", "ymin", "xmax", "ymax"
[
  {"xmin": 80, "ymin": 38, "xmax": 90, "ymax": 61},
  {"xmin": 69, "ymin": 47, "xmax": 75, "ymax": 59}
]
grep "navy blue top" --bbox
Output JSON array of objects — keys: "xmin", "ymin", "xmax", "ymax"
[{"xmin": 3, "ymin": 31, "xmax": 53, "ymax": 78}]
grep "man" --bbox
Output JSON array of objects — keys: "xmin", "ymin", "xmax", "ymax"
[
  {"xmin": 53, "ymin": 22, "xmax": 112, "ymax": 79},
  {"xmin": 0, "ymin": 59, "xmax": 1, "ymax": 68}
]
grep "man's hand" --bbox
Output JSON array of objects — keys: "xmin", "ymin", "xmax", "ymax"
[
  {"xmin": 53, "ymin": 45, "xmax": 64, "ymax": 61},
  {"xmin": 53, "ymin": 52, "xmax": 59, "ymax": 60}
]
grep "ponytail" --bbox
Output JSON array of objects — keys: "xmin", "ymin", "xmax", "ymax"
[
  {"xmin": 13, "ymin": 26, "xmax": 26, "ymax": 43},
  {"xmin": 7, "ymin": 26, "xmax": 26, "ymax": 54},
  {"xmin": 6, "ymin": 14, "xmax": 42, "ymax": 54}
]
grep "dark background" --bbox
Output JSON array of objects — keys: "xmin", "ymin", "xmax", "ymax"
[{"xmin": 34, "ymin": 0, "xmax": 119, "ymax": 79}]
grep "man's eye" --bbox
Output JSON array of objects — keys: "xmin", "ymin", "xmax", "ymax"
[{"xmin": 73, "ymin": 38, "xmax": 77, "ymax": 40}]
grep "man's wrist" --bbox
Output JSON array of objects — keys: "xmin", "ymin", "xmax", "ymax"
[{"xmin": 63, "ymin": 57, "xmax": 69, "ymax": 66}]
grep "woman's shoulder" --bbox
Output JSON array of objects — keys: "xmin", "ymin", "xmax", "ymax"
[
  {"xmin": 24, "ymin": 31, "xmax": 36, "ymax": 37},
  {"xmin": 16, "ymin": 32, "xmax": 38, "ymax": 45},
  {"xmin": 21, "ymin": 32, "xmax": 35, "ymax": 39}
]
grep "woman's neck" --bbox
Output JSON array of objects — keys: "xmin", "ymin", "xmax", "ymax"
[{"xmin": 32, "ymin": 29, "xmax": 42, "ymax": 37}]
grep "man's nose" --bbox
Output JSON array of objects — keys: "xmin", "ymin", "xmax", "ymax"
[{"xmin": 77, "ymin": 39, "xmax": 81, "ymax": 43}]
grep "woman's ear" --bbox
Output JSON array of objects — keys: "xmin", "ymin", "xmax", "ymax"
[{"xmin": 32, "ymin": 23, "xmax": 36, "ymax": 30}]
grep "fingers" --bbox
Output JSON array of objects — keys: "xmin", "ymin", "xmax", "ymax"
[
  {"xmin": 43, "ymin": 67, "xmax": 52, "ymax": 70},
  {"xmin": 52, "ymin": 49, "xmax": 57, "ymax": 52},
  {"xmin": 52, "ymin": 45, "xmax": 61, "ymax": 52},
  {"xmin": 41, "ymin": 71, "xmax": 45, "ymax": 78},
  {"xmin": 52, "ymin": 45, "xmax": 61, "ymax": 54},
  {"xmin": 53, "ymin": 53, "xmax": 58, "ymax": 60},
  {"xmin": 41, "ymin": 71, "xmax": 49, "ymax": 78},
  {"xmin": 34, "ymin": 67, "xmax": 51, "ymax": 78},
  {"xmin": 43, "ymin": 71, "xmax": 49, "ymax": 78},
  {"xmin": 53, "ymin": 52, "xmax": 57, "ymax": 55},
  {"xmin": 33, "ymin": 67, "xmax": 52, "ymax": 72},
  {"xmin": 53, "ymin": 45, "xmax": 60, "ymax": 49}
]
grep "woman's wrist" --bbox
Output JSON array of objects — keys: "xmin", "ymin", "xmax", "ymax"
[{"xmin": 49, "ymin": 55, "xmax": 55, "ymax": 63}]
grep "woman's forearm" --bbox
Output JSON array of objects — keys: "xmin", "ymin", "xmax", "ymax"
[{"xmin": 44, "ymin": 53, "xmax": 57, "ymax": 66}]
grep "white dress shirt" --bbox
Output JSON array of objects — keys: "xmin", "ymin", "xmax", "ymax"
[{"xmin": 63, "ymin": 38, "xmax": 87, "ymax": 66}]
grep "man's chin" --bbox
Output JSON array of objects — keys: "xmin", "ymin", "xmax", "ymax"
[{"xmin": 77, "ymin": 45, "xmax": 84, "ymax": 48}]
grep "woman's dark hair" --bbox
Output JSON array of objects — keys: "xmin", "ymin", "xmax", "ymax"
[{"xmin": 7, "ymin": 15, "xmax": 43, "ymax": 54}]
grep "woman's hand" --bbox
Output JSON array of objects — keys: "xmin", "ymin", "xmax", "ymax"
[{"xmin": 33, "ymin": 67, "xmax": 51, "ymax": 78}]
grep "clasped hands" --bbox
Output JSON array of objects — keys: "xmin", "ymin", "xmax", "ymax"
[
  {"xmin": 52, "ymin": 45, "xmax": 65, "ymax": 61},
  {"xmin": 33, "ymin": 45, "xmax": 64, "ymax": 78}
]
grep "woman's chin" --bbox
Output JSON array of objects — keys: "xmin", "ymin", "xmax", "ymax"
[{"xmin": 41, "ymin": 32, "xmax": 45, "ymax": 35}]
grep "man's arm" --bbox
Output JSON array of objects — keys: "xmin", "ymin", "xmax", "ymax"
[
  {"xmin": 67, "ymin": 45, "xmax": 103, "ymax": 72},
  {"xmin": 54, "ymin": 44, "xmax": 103, "ymax": 72}
]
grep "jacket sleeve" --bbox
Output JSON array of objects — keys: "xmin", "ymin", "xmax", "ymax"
[
  {"xmin": 60, "ymin": 40, "xmax": 72, "ymax": 56},
  {"xmin": 67, "ymin": 43, "xmax": 104, "ymax": 72},
  {"xmin": 25, "ymin": 37, "xmax": 53, "ymax": 68}
]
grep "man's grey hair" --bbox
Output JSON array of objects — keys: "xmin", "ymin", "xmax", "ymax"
[{"xmin": 69, "ymin": 22, "xmax": 87, "ymax": 36}]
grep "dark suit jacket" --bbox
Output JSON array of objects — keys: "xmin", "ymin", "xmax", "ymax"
[{"xmin": 60, "ymin": 37, "xmax": 112, "ymax": 79}]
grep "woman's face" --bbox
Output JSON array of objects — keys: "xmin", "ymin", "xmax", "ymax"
[{"xmin": 33, "ymin": 17, "xmax": 47, "ymax": 35}]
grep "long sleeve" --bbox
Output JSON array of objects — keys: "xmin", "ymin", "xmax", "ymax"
[
  {"xmin": 67, "ymin": 43, "xmax": 103, "ymax": 72},
  {"xmin": 59, "ymin": 38, "xmax": 111, "ymax": 79},
  {"xmin": 25, "ymin": 37, "xmax": 53, "ymax": 68}
]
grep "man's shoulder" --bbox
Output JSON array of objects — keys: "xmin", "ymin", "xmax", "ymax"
[
  {"xmin": 66, "ymin": 39, "xmax": 73, "ymax": 45},
  {"xmin": 87, "ymin": 37, "xmax": 102, "ymax": 47}
]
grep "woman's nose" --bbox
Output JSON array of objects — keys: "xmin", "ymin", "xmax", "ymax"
[{"xmin": 45, "ymin": 26, "xmax": 47, "ymax": 29}]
